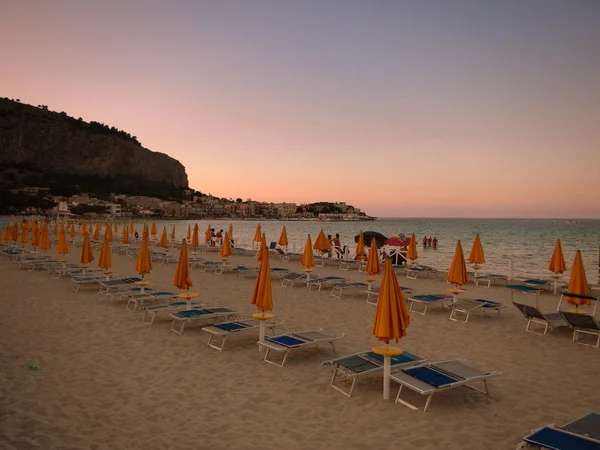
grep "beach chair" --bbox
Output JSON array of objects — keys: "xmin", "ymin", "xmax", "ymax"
[
  {"xmin": 169, "ymin": 307, "xmax": 236, "ymax": 334},
  {"xmin": 141, "ymin": 302, "xmax": 202, "ymax": 324},
  {"xmin": 521, "ymin": 278, "xmax": 553, "ymax": 291},
  {"xmin": 506, "ymin": 284, "xmax": 544, "ymax": 309},
  {"xmin": 125, "ymin": 291, "xmax": 179, "ymax": 311},
  {"xmin": 273, "ymin": 247, "xmax": 300, "ymax": 262},
  {"xmin": 447, "ymin": 298, "xmax": 505, "ymax": 323},
  {"xmin": 330, "ymin": 281, "xmax": 369, "ymax": 299},
  {"xmin": 195, "ymin": 261, "xmax": 221, "ymax": 273},
  {"xmin": 258, "ymin": 328, "xmax": 345, "ymax": 367},
  {"xmin": 339, "ymin": 258, "xmax": 365, "ymax": 272},
  {"xmin": 270, "ymin": 267, "xmax": 290, "ymax": 279},
  {"xmin": 473, "ymin": 273, "xmax": 508, "ymax": 288},
  {"xmin": 557, "ymin": 292, "xmax": 598, "ymax": 316},
  {"xmin": 203, "ymin": 318, "xmax": 284, "ymax": 351},
  {"xmin": 281, "ymin": 272, "xmax": 308, "ymax": 288},
  {"xmin": 308, "ymin": 276, "xmax": 347, "ymax": 292},
  {"xmin": 71, "ymin": 273, "xmax": 113, "ymax": 292},
  {"xmin": 406, "ymin": 294, "xmax": 453, "ymax": 315},
  {"xmin": 366, "ymin": 286, "xmax": 414, "ymax": 305},
  {"xmin": 322, "ymin": 350, "xmax": 424, "ymax": 397},
  {"xmin": 406, "ymin": 265, "xmax": 438, "ymax": 280},
  {"xmin": 512, "ymin": 302, "xmax": 567, "ymax": 335},
  {"xmin": 561, "ymin": 311, "xmax": 600, "ymax": 347},
  {"xmin": 522, "ymin": 412, "xmax": 600, "ymax": 449},
  {"xmin": 98, "ymin": 277, "xmax": 143, "ymax": 294},
  {"xmin": 391, "ymin": 360, "xmax": 500, "ymax": 412}
]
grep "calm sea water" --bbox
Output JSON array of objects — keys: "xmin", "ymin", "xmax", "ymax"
[{"xmin": 2, "ymin": 217, "xmax": 599, "ymax": 281}]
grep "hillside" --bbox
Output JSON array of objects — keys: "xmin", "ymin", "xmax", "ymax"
[{"xmin": 0, "ymin": 98, "xmax": 189, "ymax": 198}]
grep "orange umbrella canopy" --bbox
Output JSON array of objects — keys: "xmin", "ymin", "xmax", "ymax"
[
  {"xmin": 253, "ymin": 224, "xmax": 262, "ymax": 242},
  {"xmin": 356, "ymin": 231, "xmax": 366, "ymax": 260},
  {"xmin": 129, "ymin": 222, "xmax": 134, "ymax": 234},
  {"xmin": 122, "ymin": 225, "xmax": 130, "ymax": 244},
  {"xmin": 566, "ymin": 250, "xmax": 591, "ymax": 307},
  {"xmin": 173, "ymin": 239, "xmax": 192, "ymax": 290},
  {"xmin": 251, "ymin": 236, "xmax": 273, "ymax": 313},
  {"xmin": 256, "ymin": 233, "xmax": 267, "ymax": 261},
  {"xmin": 93, "ymin": 222, "xmax": 101, "ymax": 241},
  {"xmin": 278, "ymin": 226, "xmax": 288, "ymax": 247},
  {"xmin": 159, "ymin": 226, "xmax": 169, "ymax": 249},
  {"xmin": 31, "ymin": 222, "xmax": 40, "ymax": 247},
  {"xmin": 69, "ymin": 225, "xmax": 77, "ymax": 238},
  {"xmin": 106, "ymin": 224, "xmax": 113, "ymax": 241},
  {"xmin": 220, "ymin": 231, "xmax": 232, "ymax": 258},
  {"xmin": 136, "ymin": 225, "xmax": 153, "ymax": 276},
  {"xmin": 57, "ymin": 223, "xmax": 69, "ymax": 255},
  {"xmin": 447, "ymin": 240, "xmax": 468, "ymax": 286},
  {"xmin": 406, "ymin": 233, "xmax": 418, "ymax": 261},
  {"xmin": 19, "ymin": 223, "xmax": 29, "ymax": 244},
  {"xmin": 205, "ymin": 225, "xmax": 212, "ymax": 243},
  {"xmin": 80, "ymin": 232, "xmax": 95, "ymax": 265},
  {"xmin": 38, "ymin": 223, "xmax": 51, "ymax": 251},
  {"xmin": 150, "ymin": 221, "xmax": 157, "ymax": 235},
  {"xmin": 366, "ymin": 237, "xmax": 381, "ymax": 276},
  {"xmin": 170, "ymin": 224, "xmax": 176, "ymax": 240},
  {"xmin": 88, "ymin": 223, "xmax": 93, "ymax": 233},
  {"xmin": 468, "ymin": 234, "xmax": 485, "ymax": 264},
  {"xmin": 191, "ymin": 224, "xmax": 199, "ymax": 248},
  {"xmin": 12, "ymin": 222, "xmax": 19, "ymax": 241},
  {"xmin": 113, "ymin": 223, "xmax": 118, "ymax": 233},
  {"xmin": 372, "ymin": 258, "xmax": 411, "ymax": 343},
  {"xmin": 98, "ymin": 230, "xmax": 112, "ymax": 270},
  {"xmin": 186, "ymin": 224, "xmax": 191, "ymax": 241},
  {"xmin": 548, "ymin": 239, "xmax": 566, "ymax": 274},
  {"xmin": 313, "ymin": 230, "xmax": 331, "ymax": 251},
  {"xmin": 301, "ymin": 234, "xmax": 315, "ymax": 268},
  {"xmin": 2, "ymin": 223, "xmax": 11, "ymax": 241}
]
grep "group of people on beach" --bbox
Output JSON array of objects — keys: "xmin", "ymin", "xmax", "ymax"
[
  {"xmin": 422, "ymin": 235, "xmax": 438, "ymax": 249},
  {"xmin": 209, "ymin": 228, "xmax": 224, "ymax": 246},
  {"xmin": 326, "ymin": 233, "xmax": 346, "ymax": 259}
]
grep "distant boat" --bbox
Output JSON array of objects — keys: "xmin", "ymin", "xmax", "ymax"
[{"xmin": 566, "ymin": 220, "xmax": 578, "ymax": 224}]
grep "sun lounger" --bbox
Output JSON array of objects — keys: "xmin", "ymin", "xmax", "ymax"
[
  {"xmin": 339, "ymin": 259, "xmax": 366, "ymax": 272},
  {"xmin": 513, "ymin": 302, "xmax": 568, "ymax": 335},
  {"xmin": 391, "ymin": 359, "xmax": 500, "ymax": 412},
  {"xmin": 447, "ymin": 298, "xmax": 505, "ymax": 322},
  {"xmin": 124, "ymin": 291, "xmax": 179, "ymax": 310},
  {"xmin": 522, "ymin": 412, "xmax": 600, "ymax": 449},
  {"xmin": 169, "ymin": 307, "xmax": 236, "ymax": 334},
  {"xmin": 281, "ymin": 272, "xmax": 308, "ymax": 288},
  {"xmin": 258, "ymin": 328, "xmax": 345, "ymax": 367},
  {"xmin": 330, "ymin": 282, "xmax": 369, "ymax": 299},
  {"xmin": 522, "ymin": 278, "xmax": 553, "ymax": 291},
  {"xmin": 98, "ymin": 277, "xmax": 143, "ymax": 293},
  {"xmin": 406, "ymin": 294, "xmax": 453, "ymax": 315},
  {"xmin": 71, "ymin": 273, "xmax": 114, "ymax": 292},
  {"xmin": 557, "ymin": 292, "xmax": 598, "ymax": 316},
  {"xmin": 473, "ymin": 273, "xmax": 508, "ymax": 288},
  {"xmin": 195, "ymin": 261, "xmax": 222, "ymax": 273},
  {"xmin": 506, "ymin": 284, "xmax": 544, "ymax": 309},
  {"xmin": 203, "ymin": 318, "xmax": 284, "ymax": 351},
  {"xmin": 406, "ymin": 265, "xmax": 438, "ymax": 280},
  {"xmin": 322, "ymin": 350, "xmax": 424, "ymax": 397},
  {"xmin": 308, "ymin": 276, "xmax": 346, "ymax": 292},
  {"xmin": 366, "ymin": 286, "xmax": 414, "ymax": 305},
  {"xmin": 561, "ymin": 311, "xmax": 600, "ymax": 347}
]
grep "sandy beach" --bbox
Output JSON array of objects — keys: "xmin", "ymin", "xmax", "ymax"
[{"xmin": 1, "ymin": 246, "xmax": 598, "ymax": 450}]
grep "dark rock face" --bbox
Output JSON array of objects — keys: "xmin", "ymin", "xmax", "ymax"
[{"xmin": 0, "ymin": 98, "xmax": 188, "ymax": 189}]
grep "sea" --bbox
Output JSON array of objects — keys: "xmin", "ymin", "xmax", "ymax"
[{"xmin": 2, "ymin": 217, "xmax": 599, "ymax": 282}]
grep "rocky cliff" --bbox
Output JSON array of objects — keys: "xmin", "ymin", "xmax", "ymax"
[{"xmin": 0, "ymin": 98, "xmax": 189, "ymax": 196}]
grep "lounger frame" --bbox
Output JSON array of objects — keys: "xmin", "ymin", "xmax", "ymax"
[
  {"xmin": 513, "ymin": 302, "xmax": 567, "ymax": 335},
  {"xmin": 203, "ymin": 319, "xmax": 284, "ymax": 351},
  {"xmin": 406, "ymin": 294, "xmax": 452, "ymax": 315},
  {"xmin": 448, "ymin": 298, "xmax": 504, "ymax": 323}
]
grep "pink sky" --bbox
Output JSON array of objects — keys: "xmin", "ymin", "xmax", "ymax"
[{"xmin": 2, "ymin": 1, "xmax": 599, "ymax": 218}]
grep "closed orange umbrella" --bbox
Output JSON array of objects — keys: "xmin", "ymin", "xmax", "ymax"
[
  {"xmin": 19, "ymin": 223, "xmax": 29, "ymax": 245},
  {"xmin": 220, "ymin": 231, "xmax": 232, "ymax": 259},
  {"xmin": 372, "ymin": 258, "xmax": 411, "ymax": 399},
  {"xmin": 447, "ymin": 240, "xmax": 468, "ymax": 287},
  {"xmin": 93, "ymin": 222, "xmax": 101, "ymax": 241},
  {"xmin": 205, "ymin": 225, "xmax": 212, "ymax": 243},
  {"xmin": 256, "ymin": 233, "xmax": 267, "ymax": 261},
  {"xmin": 98, "ymin": 229, "xmax": 112, "ymax": 272},
  {"xmin": 150, "ymin": 221, "xmax": 157, "ymax": 235},
  {"xmin": 80, "ymin": 221, "xmax": 86, "ymax": 236},
  {"xmin": 122, "ymin": 225, "xmax": 130, "ymax": 244},
  {"xmin": 566, "ymin": 250, "xmax": 591, "ymax": 308},
  {"xmin": 173, "ymin": 239, "xmax": 192, "ymax": 290},
  {"xmin": 228, "ymin": 224, "xmax": 233, "ymax": 243},
  {"xmin": 301, "ymin": 234, "xmax": 315, "ymax": 268},
  {"xmin": 313, "ymin": 230, "xmax": 331, "ymax": 252},
  {"xmin": 38, "ymin": 223, "xmax": 51, "ymax": 252},
  {"xmin": 191, "ymin": 224, "xmax": 199, "ymax": 248},
  {"xmin": 136, "ymin": 225, "xmax": 153, "ymax": 277},
  {"xmin": 468, "ymin": 234, "xmax": 485, "ymax": 266},
  {"xmin": 2, "ymin": 223, "xmax": 11, "ymax": 242},
  {"xmin": 88, "ymin": 224, "xmax": 93, "ymax": 233},
  {"xmin": 80, "ymin": 232, "xmax": 94, "ymax": 265},
  {"xmin": 366, "ymin": 237, "xmax": 381, "ymax": 276},
  {"xmin": 70, "ymin": 225, "xmax": 77, "ymax": 239},
  {"xmin": 251, "ymin": 236, "xmax": 273, "ymax": 313},
  {"xmin": 159, "ymin": 226, "xmax": 169, "ymax": 249},
  {"xmin": 170, "ymin": 224, "xmax": 176, "ymax": 240},
  {"xmin": 12, "ymin": 222, "xmax": 19, "ymax": 242},
  {"xmin": 129, "ymin": 222, "xmax": 134, "ymax": 234},
  {"xmin": 57, "ymin": 223, "xmax": 68, "ymax": 257},
  {"xmin": 253, "ymin": 224, "xmax": 262, "ymax": 243},
  {"xmin": 31, "ymin": 222, "xmax": 40, "ymax": 247},
  {"xmin": 356, "ymin": 231, "xmax": 366, "ymax": 260},
  {"xmin": 186, "ymin": 224, "xmax": 191, "ymax": 241},
  {"xmin": 113, "ymin": 222, "xmax": 118, "ymax": 233},
  {"xmin": 278, "ymin": 226, "xmax": 288, "ymax": 247},
  {"xmin": 106, "ymin": 224, "xmax": 113, "ymax": 242},
  {"xmin": 549, "ymin": 239, "xmax": 566, "ymax": 274},
  {"xmin": 406, "ymin": 233, "xmax": 418, "ymax": 263}
]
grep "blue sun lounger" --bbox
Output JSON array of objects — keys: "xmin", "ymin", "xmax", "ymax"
[
  {"xmin": 98, "ymin": 277, "xmax": 143, "ymax": 293},
  {"xmin": 330, "ymin": 282, "xmax": 368, "ymax": 299},
  {"xmin": 391, "ymin": 359, "xmax": 500, "ymax": 412},
  {"xmin": 406, "ymin": 265, "xmax": 438, "ymax": 280},
  {"xmin": 308, "ymin": 276, "xmax": 347, "ymax": 292},
  {"xmin": 473, "ymin": 273, "xmax": 508, "ymax": 288},
  {"xmin": 203, "ymin": 318, "xmax": 284, "ymax": 351},
  {"xmin": 124, "ymin": 291, "xmax": 179, "ymax": 310},
  {"xmin": 169, "ymin": 307, "xmax": 236, "ymax": 334},
  {"xmin": 141, "ymin": 301, "xmax": 202, "ymax": 324},
  {"xmin": 281, "ymin": 272, "xmax": 307, "ymax": 288},
  {"xmin": 322, "ymin": 350, "xmax": 424, "ymax": 397},
  {"xmin": 366, "ymin": 286, "xmax": 414, "ymax": 305},
  {"xmin": 523, "ymin": 412, "xmax": 600, "ymax": 449},
  {"xmin": 406, "ymin": 294, "xmax": 453, "ymax": 315},
  {"xmin": 561, "ymin": 311, "xmax": 600, "ymax": 348},
  {"xmin": 447, "ymin": 298, "xmax": 505, "ymax": 323}
]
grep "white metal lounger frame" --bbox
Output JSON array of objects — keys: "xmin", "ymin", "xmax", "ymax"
[
  {"xmin": 512, "ymin": 302, "xmax": 566, "ymax": 335},
  {"xmin": 474, "ymin": 274, "xmax": 508, "ymax": 288},
  {"xmin": 330, "ymin": 282, "xmax": 368, "ymax": 299},
  {"xmin": 258, "ymin": 328, "xmax": 345, "ymax": 367},
  {"xmin": 448, "ymin": 299, "xmax": 505, "ymax": 323},
  {"xmin": 392, "ymin": 360, "xmax": 500, "ymax": 412},
  {"xmin": 125, "ymin": 292, "xmax": 179, "ymax": 311},
  {"xmin": 203, "ymin": 319, "xmax": 284, "ymax": 351},
  {"xmin": 169, "ymin": 309, "xmax": 237, "ymax": 334},
  {"xmin": 561, "ymin": 312, "xmax": 600, "ymax": 348},
  {"xmin": 407, "ymin": 294, "xmax": 452, "ymax": 315},
  {"xmin": 406, "ymin": 266, "xmax": 438, "ymax": 280},
  {"xmin": 141, "ymin": 302, "xmax": 202, "ymax": 324},
  {"xmin": 281, "ymin": 273, "xmax": 307, "ymax": 288},
  {"xmin": 308, "ymin": 277, "xmax": 347, "ymax": 292}
]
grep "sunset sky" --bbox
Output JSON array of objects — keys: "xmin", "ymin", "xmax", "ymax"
[{"xmin": 2, "ymin": 0, "xmax": 600, "ymax": 218}]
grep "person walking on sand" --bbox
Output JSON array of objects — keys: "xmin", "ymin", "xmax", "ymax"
[{"xmin": 332, "ymin": 233, "xmax": 342, "ymax": 259}]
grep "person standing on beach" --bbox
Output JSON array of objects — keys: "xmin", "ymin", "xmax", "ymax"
[
  {"xmin": 332, "ymin": 233, "xmax": 342, "ymax": 258},
  {"xmin": 216, "ymin": 229, "xmax": 223, "ymax": 246}
]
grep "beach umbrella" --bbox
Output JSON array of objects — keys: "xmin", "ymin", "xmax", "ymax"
[
  {"xmin": 372, "ymin": 258, "xmax": 411, "ymax": 399},
  {"xmin": 57, "ymin": 223, "xmax": 68, "ymax": 257},
  {"xmin": 253, "ymin": 224, "xmax": 262, "ymax": 247},
  {"xmin": 159, "ymin": 226, "xmax": 169, "ymax": 249},
  {"xmin": 356, "ymin": 231, "xmax": 366, "ymax": 260},
  {"xmin": 53, "ymin": 222, "xmax": 58, "ymax": 235},
  {"xmin": 205, "ymin": 224, "xmax": 212, "ymax": 244},
  {"xmin": 365, "ymin": 237, "xmax": 381, "ymax": 290},
  {"xmin": 80, "ymin": 221, "xmax": 86, "ymax": 236},
  {"xmin": 136, "ymin": 225, "xmax": 153, "ymax": 278},
  {"xmin": 113, "ymin": 222, "xmax": 118, "ymax": 233},
  {"xmin": 191, "ymin": 224, "xmax": 199, "ymax": 249},
  {"xmin": 150, "ymin": 221, "xmax": 157, "ymax": 235},
  {"xmin": 129, "ymin": 222, "xmax": 134, "ymax": 234},
  {"xmin": 31, "ymin": 222, "xmax": 40, "ymax": 247},
  {"xmin": 93, "ymin": 222, "xmax": 101, "ymax": 241},
  {"xmin": 12, "ymin": 222, "xmax": 19, "ymax": 242},
  {"xmin": 98, "ymin": 229, "xmax": 112, "ymax": 280},
  {"xmin": 186, "ymin": 224, "xmax": 191, "ymax": 241},
  {"xmin": 122, "ymin": 225, "xmax": 130, "ymax": 244},
  {"xmin": 566, "ymin": 250, "xmax": 591, "ymax": 309},
  {"xmin": 170, "ymin": 224, "xmax": 176, "ymax": 240},
  {"xmin": 278, "ymin": 226, "xmax": 288, "ymax": 248},
  {"xmin": 548, "ymin": 239, "xmax": 567, "ymax": 294},
  {"xmin": 19, "ymin": 223, "xmax": 29, "ymax": 246},
  {"xmin": 70, "ymin": 224, "xmax": 77, "ymax": 239},
  {"xmin": 88, "ymin": 224, "xmax": 93, "ymax": 233},
  {"xmin": 313, "ymin": 230, "xmax": 331, "ymax": 254},
  {"xmin": 2, "ymin": 223, "xmax": 11, "ymax": 242},
  {"xmin": 38, "ymin": 223, "xmax": 51, "ymax": 252},
  {"xmin": 256, "ymin": 233, "xmax": 267, "ymax": 261},
  {"xmin": 250, "ymin": 234, "xmax": 275, "ymax": 347},
  {"xmin": 220, "ymin": 231, "xmax": 232, "ymax": 260},
  {"xmin": 406, "ymin": 233, "xmax": 418, "ymax": 264},
  {"xmin": 468, "ymin": 234, "xmax": 485, "ymax": 271},
  {"xmin": 301, "ymin": 234, "xmax": 315, "ymax": 282},
  {"xmin": 106, "ymin": 224, "xmax": 113, "ymax": 242},
  {"xmin": 80, "ymin": 232, "xmax": 95, "ymax": 267},
  {"xmin": 173, "ymin": 238, "xmax": 194, "ymax": 307},
  {"xmin": 446, "ymin": 240, "xmax": 468, "ymax": 300},
  {"xmin": 228, "ymin": 224, "xmax": 233, "ymax": 244},
  {"xmin": 354, "ymin": 231, "xmax": 387, "ymax": 248}
]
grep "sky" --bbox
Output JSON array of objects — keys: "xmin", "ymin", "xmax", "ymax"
[{"xmin": 2, "ymin": 0, "xmax": 600, "ymax": 218}]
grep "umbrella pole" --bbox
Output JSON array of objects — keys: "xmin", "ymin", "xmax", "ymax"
[{"xmin": 383, "ymin": 354, "xmax": 391, "ymax": 400}]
